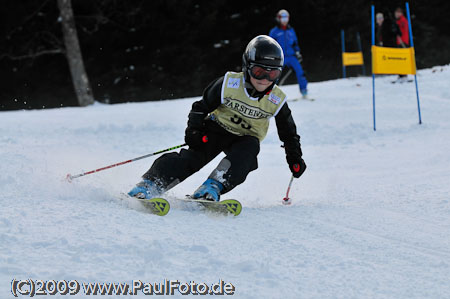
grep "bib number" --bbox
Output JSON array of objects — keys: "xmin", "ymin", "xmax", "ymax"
[{"xmin": 230, "ymin": 114, "xmax": 252, "ymax": 130}]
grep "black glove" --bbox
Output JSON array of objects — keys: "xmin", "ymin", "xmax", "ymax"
[
  {"xmin": 185, "ymin": 127, "xmax": 208, "ymax": 150},
  {"xmin": 287, "ymin": 156, "xmax": 306, "ymax": 178},
  {"xmin": 295, "ymin": 51, "xmax": 303, "ymax": 63}
]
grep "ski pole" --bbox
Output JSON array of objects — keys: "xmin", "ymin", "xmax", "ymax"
[
  {"xmin": 279, "ymin": 68, "xmax": 293, "ymax": 86},
  {"xmin": 66, "ymin": 143, "xmax": 187, "ymax": 182},
  {"xmin": 282, "ymin": 174, "xmax": 295, "ymax": 205}
]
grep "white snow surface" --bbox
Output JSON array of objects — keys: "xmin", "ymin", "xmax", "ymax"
[{"xmin": 1, "ymin": 66, "xmax": 450, "ymax": 298}]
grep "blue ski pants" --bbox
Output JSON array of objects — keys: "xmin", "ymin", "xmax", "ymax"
[{"xmin": 284, "ymin": 55, "xmax": 308, "ymax": 92}]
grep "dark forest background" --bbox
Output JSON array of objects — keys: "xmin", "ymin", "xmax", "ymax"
[{"xmin": 1, "ymin": 0, "xmax": 449, "ymax": 110}]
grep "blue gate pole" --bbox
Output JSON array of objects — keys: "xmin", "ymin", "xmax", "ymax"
[
  {"xmin": 357, "ymin": 32, "xmax": 366, "ymax": 76},
  {"xmin": 371, "ymin": 5, "xmax": 376, "ymax": 131},
  {"xmin": 406, "ymin": 2, "xmax": 422, "ymax": 124},
  {"xmin": 341, "ymin": 29, "xmax": 346, "ymax": 78}
]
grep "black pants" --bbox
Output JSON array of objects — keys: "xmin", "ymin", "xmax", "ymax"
[{"xmin": 143, "ymin": 120, "xmax": 260, "ymax": 194}]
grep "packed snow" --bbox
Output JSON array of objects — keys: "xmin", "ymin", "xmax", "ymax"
[{"xmin": 1, "ymin": 66, "xmax": 450, "ymax": 298}]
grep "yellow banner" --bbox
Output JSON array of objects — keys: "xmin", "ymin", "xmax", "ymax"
[
  {"xmin": 372, "ymin": 46, "xmax": 416, "ymax": 75},
  {"xmin": 342, "ymin": 52, "xmax": 364, "ymax": 66}
]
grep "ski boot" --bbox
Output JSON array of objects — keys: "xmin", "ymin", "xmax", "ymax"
[
  {"xmin": 192, "ymin": 178, "xmax": 224, "ymax": 202},
  {"xmin": 128, "ymin": 179, "xmax": 161, "ymax": 199},
  {"xmin": 301, "ymin": 89, "xmax": 308, "ymax": 99}
]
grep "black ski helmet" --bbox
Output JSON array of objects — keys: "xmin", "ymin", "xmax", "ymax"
[{"xmin": 242, "ymin": 35, "xmax": 284, "ymax": 82}]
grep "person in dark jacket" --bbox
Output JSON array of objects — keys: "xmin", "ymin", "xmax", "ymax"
[
  {"xmin": 128, "ymin": 35, "xmax": 306, "ymax": 202},
  {"xmin": 269, "ymin": 9, "xmax": 309, "ymax": 99},
  {"xmin": 375, "ymin": 12, "xmax": 400, "ymax": 47}
]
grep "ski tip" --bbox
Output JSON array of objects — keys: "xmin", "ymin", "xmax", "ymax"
[
  {"xmin": 219, "ymin": 199, "xmax": 242, "ymax": 216},
  {"xmin": 150, "ymin": 197, "xmax": 170, "ymax": 216},
  {"xmin": 138, "ymin": 197, "xmax": 170, "ymax": 216},
  {"xmin": 179, "ymin": 197, "xmax": 242, "ymax": 216}
]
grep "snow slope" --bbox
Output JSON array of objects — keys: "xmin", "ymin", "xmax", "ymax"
[{"xmin": 1, "ymin": 66, "xmax": 450, "ymax": 298}]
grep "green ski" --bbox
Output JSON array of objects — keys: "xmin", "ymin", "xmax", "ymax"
[
  {"xmin": 136, "ymin": 197, "xmax": 170, "ymax": 216},
  {"xmin": 179, "ymin": 197, "xmax": 242, "ymax": 216}
]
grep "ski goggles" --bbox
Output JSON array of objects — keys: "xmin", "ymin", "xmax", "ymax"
[{"xmin": 249, "ymin": 65, "xmax": 282, "ymax": 81}]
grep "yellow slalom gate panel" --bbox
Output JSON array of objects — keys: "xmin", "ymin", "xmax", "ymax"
[
  {"xmin": 372, "ymin": 46, "xmax": 416, "ymax": 75},
  {"xmin": 342, "ymin": 52, "xmax": 364, "ymax": 66}
]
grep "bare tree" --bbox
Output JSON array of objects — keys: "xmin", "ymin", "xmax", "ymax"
[{"xmin": 57, "ymin": 0, "xmax": 94, "ymax": 107}]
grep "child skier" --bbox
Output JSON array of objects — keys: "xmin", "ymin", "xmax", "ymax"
[{"xmin": 128, "ymin": 35, "xmax": 306, "ymax": 201}]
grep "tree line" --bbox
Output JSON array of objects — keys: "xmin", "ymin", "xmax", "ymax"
[{"xmin": 1, "ymin": 0, "xmax": 449, "ymax": 110}]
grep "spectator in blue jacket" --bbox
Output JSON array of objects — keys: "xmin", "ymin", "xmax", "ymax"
[{"xmin": 269, "ymin": 9, "xmax": 308, "ymax": 98}]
